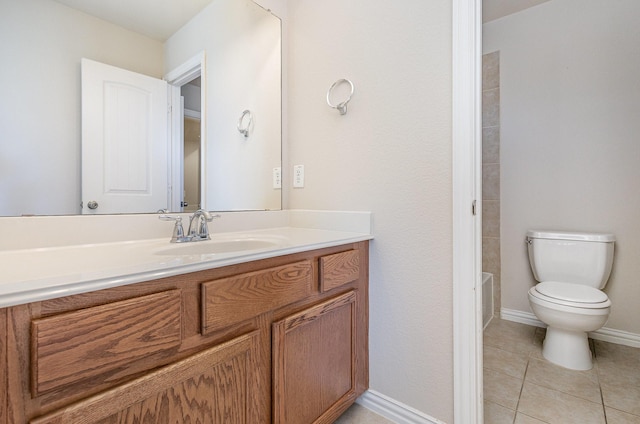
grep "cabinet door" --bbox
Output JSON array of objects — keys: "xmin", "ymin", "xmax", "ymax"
[
  {"xmin": 31, "ymin": 331, "xmax": 260, "ymax": 424},
  {"xmin": 273, "ymin": 291, "xmax": 357, "ymax": 424}
]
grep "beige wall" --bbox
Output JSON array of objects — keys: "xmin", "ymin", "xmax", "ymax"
[
  {"xmin": 0, "ymin": 0, "xmax": 163, "ymax": 216},
  {"xmin": 484, "ymin": 0, "xmax": 640, "ymax": 335},
  {"xmin": 286, "ymin": 0, "xmax": 454, "ymax": 421}
]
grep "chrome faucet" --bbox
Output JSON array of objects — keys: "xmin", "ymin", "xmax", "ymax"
[{"xmin": 159, "ymin": 210, "xmax": 220, "ymax": 243}]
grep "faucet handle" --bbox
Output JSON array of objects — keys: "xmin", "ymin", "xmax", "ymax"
[
  {"xmin": 203, "ymin": 212, "xmax": 221, "ymax": 222},
  {"xmin": 193, "ymin": 211, "xmax": 221, "ymax": 240},
  {"xmin": 198, "ymin": 219, "xmax": 210, "ymax": 239},
  {"xmin": 159, "ymin": 215, "xmax": 189, "ymax": 243},
  {"xmin": 159, "ymin": 214, "xmax": 181, "ymax": 223},
  {"xmin": 194, "ymin": 209, "xmax": 220, "ymax": 222}
]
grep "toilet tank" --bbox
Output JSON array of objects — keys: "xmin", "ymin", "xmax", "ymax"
[{"xmin": 526, "ymin": 230, "xmax": 615, "ymax": 289}]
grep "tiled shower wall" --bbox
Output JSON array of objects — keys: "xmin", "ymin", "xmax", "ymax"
[{"xmin": 482, "ymin": 51, "xmax": 501, "ymax": 317}]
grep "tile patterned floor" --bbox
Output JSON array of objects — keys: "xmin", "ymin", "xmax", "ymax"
[
  {"xmin": 334, "ymin": 318, "xmax": 640, "ymax": 423},
  {"xmin": 333, "ymin": 403, "xmax": 394, "ymax": 423},
  {"xmin": 484, "ymin": 319, "xmax": 640, "ymax": 424}
]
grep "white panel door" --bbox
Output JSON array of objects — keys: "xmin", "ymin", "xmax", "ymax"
[{"xmin": 81, "ymin": 58, "xmax": 168, "ymax": 214}]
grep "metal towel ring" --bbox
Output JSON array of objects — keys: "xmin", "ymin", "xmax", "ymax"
[
  {"xmin": 326, "ymin": 79, "xmax": 354, "ymax": 115},
  {"xmin": 237, "ymin": 109, "xmax": 252, "ymax": 137}
]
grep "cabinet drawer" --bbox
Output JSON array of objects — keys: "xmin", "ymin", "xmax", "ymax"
[
  {"xmin": 319, "ymin": 250, "xmax": 360, "ymax": 292},
  {"xmin": 31, "ymin": 290, "xmax": 182, "ymax": 396},
  {"xmin": 31, "ymin": 331, "xmax": 259, "ymax": 424},
  {"xmin": 202, "ymin": 260, "xmax": 313, "ymax": 334}
]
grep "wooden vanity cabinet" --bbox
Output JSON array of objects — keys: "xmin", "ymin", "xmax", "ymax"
[{"xmin": 1, "ymin": 241, "xmax": 368, "ymax": 424}]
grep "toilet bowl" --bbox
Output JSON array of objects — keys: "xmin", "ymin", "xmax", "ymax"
[
  {"xmin": 528, "ymin": 281, "xmax": 610, "ymax": 370},
  {"xmin": 526, "ymin": 230, "xmax": 615, "ymax": 370}
]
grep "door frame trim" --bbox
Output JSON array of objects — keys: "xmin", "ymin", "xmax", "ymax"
[
  {"xmin": 165, "ymin": 51, "xmax": 206, "ymax": 212},
  {"xmin": 452, "ymin": 0, "xmax": 483, "ymax": 422}
]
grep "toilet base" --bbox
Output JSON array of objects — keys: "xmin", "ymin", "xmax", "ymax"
[{"xmin": 542, "ymin": 326, "xmax": 593, "ymax": 370}]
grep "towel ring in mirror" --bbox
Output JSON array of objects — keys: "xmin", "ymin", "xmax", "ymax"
[
  {"xmin": 237, "ymin": 109, "xmax": 252, "ymax": 137},
  {"xmin": 326, "ymin": 79, "xmax": 354, "ymax": 115}
]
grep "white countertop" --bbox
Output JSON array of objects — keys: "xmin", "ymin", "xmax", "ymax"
[{"xmin": 0, "ymin": 226, "xmax": 372, "ymax": 308}]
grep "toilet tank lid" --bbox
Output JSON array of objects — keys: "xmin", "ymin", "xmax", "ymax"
[{"xmin": 527, "ymin": 230, "xmax": 615, "ymax": 242}]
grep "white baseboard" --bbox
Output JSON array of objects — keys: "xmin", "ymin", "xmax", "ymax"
[
  {"xmin": 500, "ymin": 308, "xmax": 640, "ymax": 348},
  {"xmin": 499, "ymin": 308, "xmax": 545, "ymax": 328},
  {"xmin": 356, "ymin": 390, "xmax": 446, "ymax": 424},
  {"xmin": 590, "ymin": 326, "xmax": 640, "ymax": 348}
]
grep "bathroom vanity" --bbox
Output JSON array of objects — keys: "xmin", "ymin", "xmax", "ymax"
[{"xmin": 0, "ymin": 213, "xmax": 371, "ymax": 423}]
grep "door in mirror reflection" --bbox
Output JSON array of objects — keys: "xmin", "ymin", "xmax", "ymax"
[{"xmin": 81, "ymin": 59, "xmax": 169, "ymax": 214}]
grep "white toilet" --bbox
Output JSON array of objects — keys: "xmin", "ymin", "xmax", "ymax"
[{"xmin": 526, "ymin": 230, "xmax": 615, "ymax": 370}]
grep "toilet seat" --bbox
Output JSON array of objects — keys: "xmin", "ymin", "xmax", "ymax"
[{"xmin": 531, "ymin": 282, "xmax": 611, "ymax": 309}]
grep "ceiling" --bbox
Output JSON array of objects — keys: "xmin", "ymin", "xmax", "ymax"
[
  {"xmin": 53, "ymin": 0, "xmax": 213, "ymax": 41},
  {"xmin": 483, "ymin": 0, "xmax": 552, "ymax": 23},
  {"xmin": 54, "ymin": 0, "xmax": 552, "ymax": 41}
]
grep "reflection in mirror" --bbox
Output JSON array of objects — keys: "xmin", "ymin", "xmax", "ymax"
[
  {"xmin": 0, "ymin": 0, "xmax": 281, "ymax": 216},
  {"xmin": 183, "ymin": 93, "xmax": 202, "ymax": 213}
]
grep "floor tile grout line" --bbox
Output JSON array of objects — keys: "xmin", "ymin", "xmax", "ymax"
[
  {"xmin": 516, "ymin": 354, "xmax": 556, "ymax": 424},
  {"xmin": 512, "ymin": 355, "xmax": 530, "ymax": 423},
  {"xmin": 592, "ymin": 348, "xmax": 609, "ymax": 423},
  {"xmin": 524, "ymin": 356, "xmax": 606, "ymax": 407}
]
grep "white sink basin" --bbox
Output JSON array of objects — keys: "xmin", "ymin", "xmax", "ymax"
[{"xmin": 154, "ymin": 237, "xmax": 285, "ymax": 256}]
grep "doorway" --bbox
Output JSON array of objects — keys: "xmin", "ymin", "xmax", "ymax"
[
  {"xmin": 181, "ymin": 79, "xmax": 202, "ymax": 212},
  {"xmin": 165, "ymin": 52, "xmax": 206, "ymax": 213}
]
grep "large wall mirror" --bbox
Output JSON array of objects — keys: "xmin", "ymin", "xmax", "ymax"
[{"xmin": 0, "ymin": 0, "xmax": 281, "ymax": 216}]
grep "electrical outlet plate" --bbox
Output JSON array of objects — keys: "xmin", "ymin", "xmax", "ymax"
[
  {"xmin": 273, "ymin": 167, "xmax": 281, "ymax": 189},
  {"xmin": 293, "ymin": 165, "xmax": 304, "ymax": 188}
]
